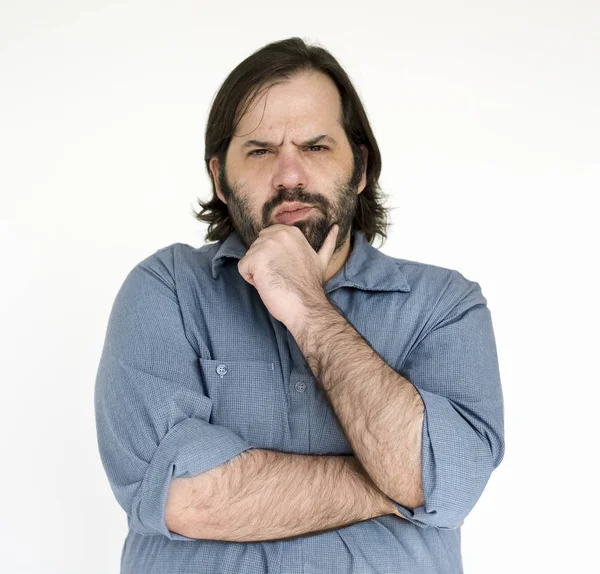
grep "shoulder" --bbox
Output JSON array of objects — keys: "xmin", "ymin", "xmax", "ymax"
[
  {"xmin": 388, "ymin": 255, "xmax": 487, "ymax": 314},
  {"xmin": 394, "ymin": 256, "xmax": 480, "ymax": 290},
  {"xmin": 131, "ymin": 241, "xmax": 221, "ymax": 290}
]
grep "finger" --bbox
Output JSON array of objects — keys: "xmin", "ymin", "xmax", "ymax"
[{"xmin": 317, "ymin": 224, "xmax": 339, "ymax": 269}]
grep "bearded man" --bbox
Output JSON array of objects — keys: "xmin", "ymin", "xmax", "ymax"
[{"xmin": 95, "ymin": 36, "xmax": 505, "ymax": 574}]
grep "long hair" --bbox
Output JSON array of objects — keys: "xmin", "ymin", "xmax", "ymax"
[{"xmin": 192, "ymin": 37, "xmax": 390, "ymax": 247}]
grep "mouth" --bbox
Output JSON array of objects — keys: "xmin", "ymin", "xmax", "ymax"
[
  {"xmin": 273, "ymin": 202, "xmax": 315, "ymax": 225},
  {"xmin": 274, "ymin": 206, "xmax": 314, "ymax": 225}
]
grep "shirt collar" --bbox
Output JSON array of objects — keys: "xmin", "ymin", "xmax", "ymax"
[{"xmin": 211, "ymin": 229, "xmax": 411, "ymax": 293}]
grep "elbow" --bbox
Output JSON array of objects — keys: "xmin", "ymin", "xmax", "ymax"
[
  {"xmin": 164, "ymin": 477, "xmax": 206, "ymax": 539},
  {"xmin": 165, "ymin": 477, "xmax": 192, "ymax": 537},
  {"xmin": 392, "ymin": 445, "xmax": 498, "ymax": 529},
  {"xmin": 165, "ymin": 474, "xmax": 229, "ymax": 540},
  {"xmin": 425, "ymin": 456, "xmax": 497, "ymax": 529},
  {"xmin": 386, "ymin": 481, "xmax": 424, "ymax": 512}
]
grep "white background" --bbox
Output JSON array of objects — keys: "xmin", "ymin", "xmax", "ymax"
[{"xmin": 1, "ymin": 1, "xmax": 598, "ymax": 572}]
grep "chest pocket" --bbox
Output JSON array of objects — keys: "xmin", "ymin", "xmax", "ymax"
[{"xmin": 198, "ymin": 358, "xmax": 285, "ymax": 448}]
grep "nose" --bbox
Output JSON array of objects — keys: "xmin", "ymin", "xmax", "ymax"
[{"xmin": 272, "ymin": 148, "xmax": 309, "ymax": 191}]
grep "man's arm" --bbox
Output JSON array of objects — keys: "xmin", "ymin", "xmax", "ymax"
[
  {"xmin": 290, "ymin": 302, "xmax": 425, "ymax": 512},
  {"xmin": 288, "ymin": 273, "xmax": 504, "ymax": 529},
  {"xmin": 165, "ymin": 448, "xmax": 400, "ymax": 542}
]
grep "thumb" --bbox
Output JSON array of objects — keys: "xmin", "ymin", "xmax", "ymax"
[{"xmin": 317, "ymin": 224, "xmax": 339, "ymax": 270}]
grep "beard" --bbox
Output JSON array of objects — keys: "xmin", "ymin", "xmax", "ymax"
[{"xmin": 217, "ymin": 148, "xmax": 364, "ymax": 254}]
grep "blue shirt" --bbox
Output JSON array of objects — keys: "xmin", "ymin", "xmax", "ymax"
[{"xmin": 94, "ymin": 229, "xmax": 505, "ymax": 574}]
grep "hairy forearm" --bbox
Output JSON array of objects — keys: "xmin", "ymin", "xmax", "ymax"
[
  {"xmin": 290, "ymin": 299, "xmax": 425, "ymax": 509},
  {"xmin": 165, "ymin": 448, "xmax": 400, "ymax": 542}
]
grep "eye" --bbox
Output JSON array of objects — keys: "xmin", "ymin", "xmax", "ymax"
[
  {"xmin": 248, "ymin": 145, "xmax": 328, "ymax": 157},
  {"xmin": 248, "ymin": 149, "xmax": 270, "ymax": 157}
]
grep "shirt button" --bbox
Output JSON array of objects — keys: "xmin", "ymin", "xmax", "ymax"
[
  {"xmin": 295, "ymin": 381, "xmax": 307, "ymax": 393},
  {"xmin": 216, "ymin": 364, "xmax": 228, "ymax": 378}
]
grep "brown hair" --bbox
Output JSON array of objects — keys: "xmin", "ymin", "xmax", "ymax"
[{"xmin": 192, "ymin": 37, "xmax": 390, "ymax": 246}]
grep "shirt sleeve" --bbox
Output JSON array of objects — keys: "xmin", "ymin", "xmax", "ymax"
[
  {"xmin": 387, "ymin": 271, "xmax": 505, "ymax": 529},
  {"xmin": 94, "ymin": 247, "xmax": 256, "ymax": 540}
]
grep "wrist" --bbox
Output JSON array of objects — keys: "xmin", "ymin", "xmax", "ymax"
[{"xmin": 287, "ymin": 295, "xmax": 334, "ymax": 338}]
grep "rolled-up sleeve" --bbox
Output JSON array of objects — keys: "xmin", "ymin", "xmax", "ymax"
[
  {"xmin": 94, "ymin": 248, "xmax": 255, "ymax": 540},
  {"xmin": 388, "ymin": 272, "xmax": 505, "ymax": 529}
]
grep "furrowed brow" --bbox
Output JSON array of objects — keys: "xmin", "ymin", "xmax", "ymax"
[
  {"xmin": 303, "ymin": 134, "xmax": 337, "ymax": 146},
  {"xmin": 241, "ymin": 134, "xmax": 337, "ymax": 149}
]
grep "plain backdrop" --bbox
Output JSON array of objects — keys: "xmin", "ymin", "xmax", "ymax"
[{"xmin": 1, "ymin": 1, "xmax": 598, "ymax": 572}]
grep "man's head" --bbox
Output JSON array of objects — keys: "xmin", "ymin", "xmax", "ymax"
[{"xmin": 194, "ymin": 37, "xmax": 389, "ymax": 250}]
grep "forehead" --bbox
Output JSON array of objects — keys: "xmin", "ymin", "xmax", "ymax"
[{"xmin": 232, "ymin": 71, "xmax": 344, "ymax": 141}]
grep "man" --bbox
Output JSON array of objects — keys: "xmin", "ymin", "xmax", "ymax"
[{"xmin": 95, "ymin": 37, "xmax": 504, "ymax": 574}]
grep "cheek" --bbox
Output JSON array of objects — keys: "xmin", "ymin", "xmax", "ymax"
[
  {"xmin": 235, "ymin": 165, "xmax": 269, "ymax": 191},
  {"xmin": 233, "ymin": 186, "xmax": 268, "ymax": 221}
]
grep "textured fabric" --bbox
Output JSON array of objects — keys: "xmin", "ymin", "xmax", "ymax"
[{"xmin": 94, "ymin": 229, "xmax": 505, "ymax": 574}]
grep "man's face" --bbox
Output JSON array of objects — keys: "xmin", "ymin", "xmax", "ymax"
[{"xmin": 209, "ymin": 71, "xmax": 367, "ymax": 253}]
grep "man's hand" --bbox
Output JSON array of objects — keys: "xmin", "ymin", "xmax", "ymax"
[{"xmin": 238, "ymin": 224, "xmax": 339, "ymax": 329}]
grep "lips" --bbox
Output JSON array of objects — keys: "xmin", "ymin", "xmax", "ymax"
[
  {"xmin": 274, "ymin": 206, "xmax": 313, "ymax": 224},
  {"xmin": 273, "ymin": 202, "xmax": 316, "ymax": 224}
]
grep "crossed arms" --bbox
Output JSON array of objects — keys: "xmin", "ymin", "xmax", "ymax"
[
  {"xmin": 95, "ymin": 252, "xmax": 504, "ymax": 542},
  {"xmin": 164, "ymin": 298, "xmax": 425, "ymax": 541},
  {"xmin": 165, "ymin": 449, "xmax": 401, "ymax": 542}
]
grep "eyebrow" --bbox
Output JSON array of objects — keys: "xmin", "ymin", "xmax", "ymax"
[{"xmin": 241, "ymin": 134, "xmax": 337, "ymax": 149}]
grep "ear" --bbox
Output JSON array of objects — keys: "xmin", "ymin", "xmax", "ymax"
[
  {"xmin": 209, "ymin": 156, "xmax": 227, "ymax": 205},
  {"xmin": 357, "ymin": 144, "xmax": 368, "ymax": 195}
]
